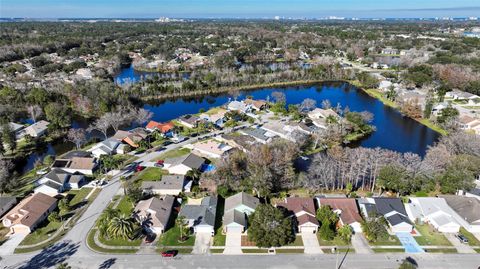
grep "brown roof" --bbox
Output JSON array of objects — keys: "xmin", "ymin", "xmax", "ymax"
[
  {"xmin": 319, "ymin": 198, "xmax": 362, "ymax": 225},
  {"xmin": 68, "ymin": 157, "xmax": 97, "ymax": 170},
  {"xmin": 3, "ymin": 193, "xmax": 57, "ymax": 228},
  {"xmin": 276, "ymin": 197, "xmax": 319, "ymax": 226},
  {"xmin": 112, "ymin": 130, "xmax": 132, "ymax": 140},
  {"xmin": 244, "ymin": 99, "xmax": 267, "ymax": 109}
]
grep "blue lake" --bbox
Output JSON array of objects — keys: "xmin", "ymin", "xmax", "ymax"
[
  {"xmin": 144, "ymin": 82, "xmax": 440, "ymax": 156},
  {"xmin": 115, "ymin": 64, "xmax": 190, "ymax": 85}
]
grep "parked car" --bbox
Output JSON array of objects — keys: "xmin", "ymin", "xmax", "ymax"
[
  {"xmin": 154, "ymin": 160, "xmax": 164, "ymax": 167},
  {"xmin": 161, "ymin": 250, "xmax": 177, "ymax": 257},
  {"xmin": 456, "ymin": 234, "xmax": 469, "ymax": 244},
  {"xmin": 136, "ymin": 165, "xmax": 145, "ymax": 172}
]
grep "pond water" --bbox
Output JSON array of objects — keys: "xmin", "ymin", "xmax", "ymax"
[
  {"xmin": 15, "ymin": 81, "xmax": 440, "ymax": 174},
  {"xmin": 144, "ymin": 82, "xmax": 440, "ymax": 156},
  {"xmin": 114, "ymin": 64, "xmax": 190, "ymax": 85}
]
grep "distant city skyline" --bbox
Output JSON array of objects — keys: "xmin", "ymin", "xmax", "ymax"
[{"xmin": 1, "ymin": 0, "xmax": 480, "ymax": 19}]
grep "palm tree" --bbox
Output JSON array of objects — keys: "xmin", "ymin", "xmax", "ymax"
[
  {"xmin": 98, "ymin": 207, "xmax": 120, "ymax": 237},
  {"xmin": 186, "ymin": 168, "xmax": 202, "ymax": 182},
  {"xmin": 107, "ymin": 214, "xmax": 135, "ymax": 240},
  {"xmin": 175, "ymin": 215, "xmax": 190, "ymax": 242}
]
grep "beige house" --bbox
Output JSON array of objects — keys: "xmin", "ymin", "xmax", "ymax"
[
  {"xmin": 2, "ymin": 193, "xmax": 57, "ymax": 234},
  {"xmin": 134, "ymin": 195, "xmax": 175, "ymax": 235}
]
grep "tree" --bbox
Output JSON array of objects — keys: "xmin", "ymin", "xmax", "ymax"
[
  {"xmin": 319, "ymin": 219, "xmax": 336, "ymax": 241},
  {"xmin": 398, "ymin": 257, "xmax": 418, "ymax": 269},
  {"xmin": 27, "ymin": 104, "xmax": 43, "ymax": 123},
  {"xmin": 271, "ymin": 91, "xmax": 286, "ymax": 104},
  {"xmin": 0, "ymin": 159, "xmax": 13, "ymax": 195},
  {"xmin": 437, "ymin": 105, "xmax": 459, "ymax": 125},
  {"xmin": 439, "ymin": 155, "xmax": 480, "ymax": 194},
  {"xmin": 56, "ymin": 263, "xmax": 72, "ymax": 269},
  {"xmin": 316, "ymin": 205, "xmax": 339, "ymax": 224},
  {"xmin": 88, "ymin": 115, "xmax": 111, "ymax": 139},
  {"xmin": 45, "ymin": 102, "xmax": 71, "ymax": 129},
  {"xmin": 361, "ymin": 216, "xmax": 388, "ymax": 242},
  {"xmin": 175, "ymin": 215, "xmax": 190, "ymax": 242},
  {"xmin": 1, "ymin": 123, "xmax": 16, "ymax": 151},
  {"xmin": 48, "ymin": 211, "xmax": 60, "ymax": 223},
  {"xmin": 299, "ymin": 98, "xmax": 317, "ymax": 112},
  {"xmin": 248, "ymin": 204, "xmax": 295, "ymax": 248},
  {"xmin": 66, "ymin": 128, "xmax": 87, "ymax": 149},
  {"xmin": 337, "ymin": 225, "xmax": 353, "ymax": 243},
  {"xmin": 131, "ymin": 108, "xmax": 153, "ymax": 127},
  {"xmin": 385, "ymin": 86, "xmax": 397, "ymax": 101},
  {"xmin": 58, "ymin": 198, "xmax": 70, "ymax": 214},
  {"xmin": 107, "ymin": 214, "xmax": 136, "ymax": 239}
]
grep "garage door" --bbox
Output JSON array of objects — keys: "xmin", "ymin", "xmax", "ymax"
[
  {"xmin": 300, "ymin": 226, "xmax": 317, "ymax": 234},
  {"xmin": 226, "ymin": 226, "xmax": 243, "ymax": 233}
]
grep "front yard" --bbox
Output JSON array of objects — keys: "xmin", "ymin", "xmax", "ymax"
[
  {"xmin": 459, "ymin": 227, "xmax": 480, "ymax": 247},
  {"xmin": 414, "ymin": 224, "xmax": 452, "ymax": 246},
  {"xmin": 158, "ymin": 225, "xmax": 196, "ymax": 247},
  {"xmin": 368, "ymin": 235, "xmax": 401, "ymax": 246},
  {"xmin": 134, "ymin": 167, "xmax": 168, "ymax": 183},
  {"xmin": 317, "ymin": 234, "xmax": 350, "ymax": 246},
  {"xmin": 213, "ymin": 197, "xmax": 226, "ymax": 246},
  {"xmin": 154, "ymin": 148, "xmax": 191, "ymax": 161},
  {"xmin": 19, "ymin": 221, "xmax": 62, "ymax": 246}
]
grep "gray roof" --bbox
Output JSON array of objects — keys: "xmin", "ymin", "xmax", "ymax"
[
  {"xmin": 99, "ymin": 138, "xmax": 120, "ymax": 151},
  {"xmin": 24, "ymin": 120, "xmax": 49, "ymax": 135},
  {"xmin": 44, "ymin": 169, "xmax": 71, "ymax": 185},
  {"xmin": 224, "ymin": 192, "xmax": 259, "ymax": 213},
  {"xmin": 142, "ymin": 175, "xmax": 186, "ymax": 191},
  {"xmin": 373, "ymin": 198, "xmax": 412, "ymax": 226},
  {"xmin": 60, "ymin": 151, "xmax": 91, "ymax": 159},
  {"xmin": 134, "ymin": 196, "xmax": 175, "ymax": 229},
  {"xmin": 42, "ymin": 180, "xmax": 64, "ymax": 191},
  {"xmin": 179, "ymin": 196, "xmax": 217, "ymax": 227},
  {"xmin": 179, "ymin": 115, "xmax": 200, "ymax": 125},
  {"xmin": 240, "ymin": 128, "xmax": 270, "ymax": 142},
  {"xmin": 443, "ymin": 196, "xmax": 480, "ymax": 224},
  {"xmin": 165, "ymin": 153, "xmax": 204, "ymax": 169},
  {"xmin": 0, "ymin": 197, "xmax": 17, "ymax": 215},
  {"xmin": 223, "ymin": 209, "xmax": 247, "ymax": 227},
  {"xmin": 69, "ymin": 175, "xmax": 84, "ymax": 184}
]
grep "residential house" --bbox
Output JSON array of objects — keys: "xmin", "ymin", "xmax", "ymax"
[
  {"xmin": 432, "ymin": 103, "xmax": 448, "ymax": 116},
  {"xmin": 89, "ymin": 138, "xmax": 121, "ymax": 158},
  {"xmin": 227, "ymin": 100, "xmax": 252, "ymax": 114},
  {"xmin": 276, "ymin": 197, "xmax": 319, "ymax": 233},
  {"xmin": 244, "ymin": 99, "xmax": 268, "ymax": 111},
  {"xmin": 52, "ymin": 157, "xmax": 98, "ymax": 176},
  {"xmin": 457, "ymin": 115, "xmax": 480, "ymax": 135},
  {"xmin": 307, "ymin": 108, "xmax": 340, "ymax": 121},
  {"xmin": 179, "ymin": 196, "xmax": 218, "ymax": 236},
  {"xmin": 134, "ymin": 195, "xmax": 175, "ymax": 235},
  {"xmin": 145, "ymin": 121, "xmax": 175, "ymax": 136},
  {"xmin": 358, "ymin": 197, "xmax": 413, "ymax": 233},
  {"xmin": 186, "ymin": 139, "xmax": 232, "ymax": 159},
  {"xmin": 381, "ymin": 47, "xmax": 399, "ymax": 55},
  {"xmin": 34, "ymin": 169, "xmax": 72, "ymax": 196},
  {"xmin": 446, "ymin": 90, "xmax": 479, "ymax": 102},
  {"xmin": 141, "ymin": 175, "xmax": 188, "ymax": 196},
  {"xmin": 317, "ymin": 198, "xmax": 363, "ymax": 233},
  {"xmin": 0, "ymin": 197, "xmax": 17, "ymax": 218},
  {"xmin": 223, "ymin": 192, "xmax": 260, "ymax": 233},
  {"xmin": 22, "ymin": 120, "xmax": 50, "ymax": 138},
  {"xmin": 442, "ymin": 196, "xmax": 480, "ymax": 233},
  {"xmin": 261, "ymin": 121, "xmax": 307, "ymax": 143},
  {"xmin": 239, "ymin": 128, "xmax": 272, "ymax": 144},
  {"xmin": 123, "ymin": 128, "xmax": 149, "ymax": 148},
  {"xmin": 1, "ymin": 193, "xmax": 57, "ymax": 234},
  {"xmin": 178, "ymin": 115, "xmax": 200, "ymax": 129},
  {"xmin": 405, "ymin": 197, "xmax": 461, "ymax": 233},
  {"xmin": 199, "ymin": 109, "xmax": 227, "ymax": 128},
  {"xmin": 218, "ymin": 133, "xmax": 257, "ymax": 152},
  {"xmin": 163, "ymin": 153, "xmax": 205, "ymax": 175},
  {"xmin": 69, "ymin": 174, "xmax": 86, "ymax": 190},
  {"xmin": 0, "ymin": 122, "xmax": 25, "ymax": 140}
]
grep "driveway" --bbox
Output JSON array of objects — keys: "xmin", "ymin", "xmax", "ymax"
[
  {"xmin": 396, "ymin": 232, "xmax": 424, "ymax": 253},
  {"xmin": 351, "ymin": 233, "xmax": 373, "ymax": 254},
  {"xmin": 0, "ymin": 233, "xmax": 27, "ymax": 255},
  {"xmin": 223, "ymin": 231, "xmax": 242, "ymax": 255},
  {"xmin": 192, "ymin": 232, "xmax": 211, "ymax": 254},
  {"xmin": 301, "ymin": 232, "xmax": 323, "ymax": 254},
  {"xmin": 444, "ymin": 233, "xmax": 476, "ymax": 253}
]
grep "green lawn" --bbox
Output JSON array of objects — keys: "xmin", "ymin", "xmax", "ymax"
[
  {"xmin": 98, "ymin": 233, "xmax": 142, "ymax": 247},
  {"xmin": 69, "ymin": 187, "xmax": 93, "ymax": 208},
  {"xmin": 115, "ymin": 196, "xmax": 135, "ymax": 215},
  {"xmin": 242, "ymin": 249, "xmax": 268, "ymax": 253},
  {"xmin": 372, "ymin": 248, "xmax": 405, "ymax": 253},
  {"xmin": 369, "ymin": 235, "xmax": 401, "ymax": 246},
  {"xmin": 414, "ymin": 224, "xmax": 452, "ymax": 246},
  {"xmin": 87, "ymin": 229, "xmax": 138, "ymax": 254},
  {"xmin": 155, "ymin": 148, "xmax": 191, "ymax": 161},
  {"xmin": 0, "ymin": 224, "xmax": 10, "ymax": 246},
  {"xmin": 276, "ymin": 249, "xmax": 304, "ymax": 254},
  {"xmin": 363, "ymin": 88, "xmax": 397, "ymax": 108},
  {"xmin": 416, "ymin": 118, "xmax": 448, "ymax": 135},
  {"xmin": 135, "ymin": 167, "xmax": 168, "ymax": 183},
  {"xmin": 317, "ymin": 234, "xmax": 350, "ymax": 246},
  {"xmin": 19, "ymin": 220, "xmax": 62, "ymax": 246},
  {"xmin": 210, "ymin": 248, "xmax": 225, "ymax": 253},
  {"xmin": 159, "ymin": 226, "xmax": 196, "ymax": 247},
  {"xmin": 286, "ymin": 236, "xmax": 303, "ymax": 246},
  {"xmin": 213, "ymin": 197, "xmax": 226, "ymax": 246},
  {"xmin": 424, "ymin": 248, "xmax": 457, "ymax": 253},
  {"xmin": 459, "ymin": 227, "xmax": 480, "ymax": 247}
]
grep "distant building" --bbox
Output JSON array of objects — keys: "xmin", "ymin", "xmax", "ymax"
[
  {"xmin": 317, "ymin": 198, "xmax": 363, "ymax": 233},
  {"xmin": 178, "ymin": 115, "xmax": 200, "ymax": 129},
  {"xmin": 186, "ymin": 139, "xmax": 233, "ymax": 159},
  {"xmin": 89, "ymin": 138, "xmax": 121, "ymax": 158}
]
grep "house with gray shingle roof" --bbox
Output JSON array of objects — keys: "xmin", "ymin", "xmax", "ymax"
[
  {"xmin": 164, "ymin": 153, "xmax": 205, "ymax": 175},
  {"xmin": 141, "ymin": 175, "xmax": 187, "ymax": 196},
  {"xmin": 0, "ymin": 197, "xmax": 17, "ymax": 218},
  {"xmin": 223, "ymin": 192, "xmax": 259, "ymax": 233},
  {"xmin": 89, "ymin": 138, "xmax": 121, "ymax": 158},
  {"xmin": 239, "ymin": 128, "xmax": 271, "ymax": 144},
  {"xmin": 34, "ymin": 169, "xmax": 72, "ymax": 196},
  {"xmin": 179, "ymin": 196, "xmax": 218, "ymax": 236}
]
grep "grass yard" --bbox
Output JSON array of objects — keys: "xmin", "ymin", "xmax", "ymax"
[
  {"xmin": 98, "ymin": 233, "xmax": 142, "ymax": 247},
  {"xmin": 459, "ymin": 227, "xmax": 480, "ymax": 247},
  {"xmin": 69, "ymin": 187, "xmax": 93, "ymax": 208},
  {"xmin": 369, "ymin": 235, "xmax": 401, "ymax": 246},
  {"xmin": 242, "ymin": 249, "xmax": 269, "ymax": 253},
  {"xmin": 424, "ymin": 248, "xmax": 457, "ymax": 253},
  {"xmin": 286, "ymin": 236, "xmax": 303, "ymax": 246},
  {"xmin": 210, "ymin": 248, "xmax": 225, "ymax": 253},
  {"xmin": 213, "ymin": 197, "xmax": 226, "ymax": 246},
  {"xmin": 414, "ymin": 224, "xmax": 452, "ymax": 246},
  {"xmin": 159, "ymin": 226, "xmax": 196, "ymax": 247},
  {"xmin": 155, "ymin": 148, "xmax": 191, "ymax": 161},
  {"xmin": 317, "ymin": 234, "xmax": 350, "ymax": 246},
  {"xmin": 275, "ymin": 249, "xmax": 304, "ymax": 254},
  {"xmin": 135, "ymin": 167, "xmax": 168, "ymax": 183},
  {"xmin": 87, "ymin": 229, "xmax": 138, "ymax": 254},
  {"xmin": 115, "ymin": 196, "xmax": 135, "ymax": 215},
  {"xmin": 416, "ymin": 118, "xmax": 448, "ymax": 135},
  {"xmin": 372, "ymin": 248, "xmax": 405, "ymax": 253},
  {"xmin": 363, "ymin": 88, "xmax": 397, "ymax": 108},
  {"xmin": 0, "ymin": 223, "xmax": 10, "ymax": 246},
  {"xmin": 19, "ymin": 220, "xmax": 62, "ymax": 246}
]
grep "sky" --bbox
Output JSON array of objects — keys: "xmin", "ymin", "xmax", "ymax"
[{"xmin": 1, "ymin": 0, "xmax": 480, "ymax": 19}]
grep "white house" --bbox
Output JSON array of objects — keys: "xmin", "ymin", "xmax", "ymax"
[
  {"xmin": 22, "ymin": 120, "xmax": 50, "ymax": 138},
  {"xmin": 89, "ymin": 138, "xmax": 121, "ymax": 158},
  {"xmin": 163, "ymin": 153, "xmax": 205, "ymax": 175},
  {"xmin": 185, "ymin": 139, "xmax": 232, "ymax": 159},
  {"xmin": 179, "ymin": 196, "xmax": 217, "ymax": 236},
  {"xmin": 34, "ymin": 169, "xmax": 71, "ymax": 196},
  {"xmin": 141, "ymin": 175, "xmax": 187, "ymax": 196},
  {"xmin": 405, "ymin": 197, "xmax": 461, "ymax": 233}
]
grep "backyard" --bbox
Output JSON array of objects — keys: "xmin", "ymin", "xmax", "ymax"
[{"xmin": 154, "ymin": 148, "xmax": 191, "ymax": 161}]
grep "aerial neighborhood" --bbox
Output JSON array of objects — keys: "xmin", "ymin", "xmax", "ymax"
[{"xmin": 0, "ymin": 16, "xmax": 480, "ymax": 269}]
